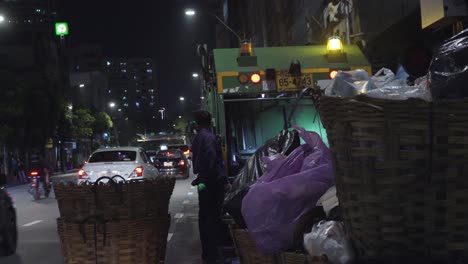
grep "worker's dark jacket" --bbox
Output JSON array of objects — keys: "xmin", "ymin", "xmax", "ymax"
[{"xmin": 191, "ymin": 128, "xmax": 227, "ymax": 187}]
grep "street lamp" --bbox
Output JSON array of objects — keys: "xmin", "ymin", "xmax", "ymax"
[
  {"xmin": 0, "ymin": 15, "xmax": 5, "ymax": 23},
  {"xmin": 178, "ymin": 116, "xmax": 182, "ymax": 119},
  {"xmin": 184, "ymin": 8, "xmax": 242, "ymax": 43},
  {"xmin": 185, "ymin": 9, "xmax": 196, "ymax": 16},
  {"xmin": 192, "ymin": 73, "xmax": 199, "ymax": 78},
  {"xmin": 179, "ymin": 97, "xmax": 185, "ymax": 101},
  {"xmin": 109, "ymin": 102, "xmax": 116, "ymax": 108},
  {"xmin": 79, "ymin": 84, "xmax": 85, "ymax": 88}
]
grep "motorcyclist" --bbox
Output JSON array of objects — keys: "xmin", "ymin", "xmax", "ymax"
[{"xmin": 29, "ymin": 154, "xmax": 50, "ymax": 197}]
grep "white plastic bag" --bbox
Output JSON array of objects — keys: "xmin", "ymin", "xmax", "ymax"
[
  {"xmin": 325, "ymin": 69, "xmax": 374, "ymax": 97},
  {"xmin": 304, "ymin": 221, "xmax": 354, "ymax": 264},
  {"xmin": 371, "ymin": 68, "xmax": 395, "ymax": 88},
  {"xmin": 365, "ymin": 76, "xmax": 431, "ymax": 101},
  {"xmin": 316, "ymin": 186, "xmax": 339, "ymax": 216}
]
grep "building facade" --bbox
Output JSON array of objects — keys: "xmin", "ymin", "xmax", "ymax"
[
  {"xmin": 1, "ymin": 0, "xmax": 59, "ymax": 33},
  {"xmin": 103, "ymin": 58, "xmax": 157, "ymax": 139},
  {"xmin": 68, "ymin": 44, "xmax": 108, "ymax": 112},
  {"xmin": 0, "ymin": 0, "xmax": 67, "ymax": 172}
]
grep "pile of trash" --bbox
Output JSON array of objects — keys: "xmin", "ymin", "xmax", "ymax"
[
  {"xmin": 224, "ymin": 127, "xmax": 354, "ymax": 263},
  {"xmin": 326, "ymin": 28, "xmax": 468, "ymax": 102},
  {"xmin": 324, "ymin": 67, "xmax": 432, "ymax": 101}
]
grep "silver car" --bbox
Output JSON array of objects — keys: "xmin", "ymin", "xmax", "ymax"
[{"xmin": 78, "ymin": 147, "xmax": 159, "ymax": 184}]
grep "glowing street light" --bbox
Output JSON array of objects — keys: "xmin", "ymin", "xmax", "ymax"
[
  {"xmin": 192, "ymin": 73, "xmax": 199, "ymax": 78},
  {"xmin": 109, "ymin": 102, "xmax": 116, "ymax": 108},
  {"xmin": 0, "ymin": 15, "xmax": 5, "ymax": 23},
  {"xmin": 79, "ymin": 84, "xmax": 85, "ymax": 88},
  {"xmin": 179, "ymin": 97, "xmax": 185, "ymax": 101},
  {"xmin": 185, "ymin": 9, "xmax": 196, "ymax": 16},
  {"xmin": 178, "ymin": 116, "xmax": 182, "ymax": 119}
]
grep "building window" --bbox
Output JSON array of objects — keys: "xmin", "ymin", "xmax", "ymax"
[{"xmin": 121, "ymin": 69, "xmax": 127, "ymax": 73}]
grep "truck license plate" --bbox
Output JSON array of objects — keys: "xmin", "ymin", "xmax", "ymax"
[{"xmin": 276, "ymin": 73, "xmax": 313, "ymax": 92}]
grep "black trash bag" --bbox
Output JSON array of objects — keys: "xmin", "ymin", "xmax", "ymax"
[
  {"xmin": 224, "ymin": 130, "xmax": 300, "ymax": 228},
  {"xmin": 430, "ymin": 29, "xmax": 468, "ymax": 101}
]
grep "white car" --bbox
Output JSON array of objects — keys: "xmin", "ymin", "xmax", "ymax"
[{"xmin": 78, "ymin": 147, "xmax": 159, "ymax": 184}]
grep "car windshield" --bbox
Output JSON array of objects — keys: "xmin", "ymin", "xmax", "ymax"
[
  {"xmin": 156, "ymin": 150, "xmax": 182, "ymax": 159},
  {"xmin": 88, "ymin": 151, "xmax": 137, "ymax": 163}
]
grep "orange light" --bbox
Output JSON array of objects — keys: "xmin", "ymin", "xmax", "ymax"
[
  {"xmin": 240, "ymin": 41, "xmax": 253, "ymax": 56},
  {"xmin": 30, "ymin": 171, "xmax": 39, "ymax": 177},
  {"xmin": 329, "ymin": 70, "xmax": 339, "ymax": 79},
  {"xmin": 183, "ymin": 150, "xmax": 190, "ymax": 155},
  {"xmin": 135, "ymin": 166, "xmax": 144, "ymax": 177},
  {"xmin": 238, "ymin": 74, "xmax": 249, "ymax": 85},
  {"xmin": 250, "ymin": 73, "xmax": 262, "ymax": 84}
]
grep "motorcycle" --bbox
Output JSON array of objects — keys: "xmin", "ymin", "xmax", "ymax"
[{"xmin": 27, "ymin": 170, "xmax": 51, "ymax": 200}]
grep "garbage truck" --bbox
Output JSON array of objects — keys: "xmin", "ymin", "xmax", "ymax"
[{"xmin": 199, "ymin": 39, "xmax": 371, "ymax": 176}]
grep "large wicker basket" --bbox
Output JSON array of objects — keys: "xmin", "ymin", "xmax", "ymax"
[
  {"xmin": 229, "ymin": 226, "xmax": 277, "ymax": 264},
  {"xmin": 318, "ymin": 95, "xmax": 468, "ymax": 262},
  {"xmin": 54, "ymin": 177, "xmax": 176, "ymax": 221},
  {"xmin": 58, "ymin": 215, "xmax": 171, "ymax": 264}
]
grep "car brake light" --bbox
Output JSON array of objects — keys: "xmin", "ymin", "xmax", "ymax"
[
  {"xmin": 30, "ymin": 171, "xmax": 39, "ymax": 177},
  {"xmin": 78, "ymin": 169, "xmax": 87, "ymax": 179},
  {"xmin": 178, "ymin": 160, "xmax": 186, "ymax": 166},
  {"xmin": 134, "ymin": 166, "xmax": 144, "ymax": 177}
]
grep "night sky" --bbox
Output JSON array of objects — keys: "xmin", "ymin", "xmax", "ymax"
[{"xmin": 62, "ymin": 0, "xmax": 216, "ymax": 120}]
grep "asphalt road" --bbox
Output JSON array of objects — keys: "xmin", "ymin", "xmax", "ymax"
[{"xmin": 1, "ymin": 171, "xmax": 206, "ymax": 264}]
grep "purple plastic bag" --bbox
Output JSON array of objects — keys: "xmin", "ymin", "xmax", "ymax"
[{"xmin": 241, "ymin": 127, "xmax": 335, "ymax": 254}]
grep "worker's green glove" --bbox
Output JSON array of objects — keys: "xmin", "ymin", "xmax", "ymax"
[{"xmin": 198, "ymin": 183, "xmax": 207, "ymax": 191}]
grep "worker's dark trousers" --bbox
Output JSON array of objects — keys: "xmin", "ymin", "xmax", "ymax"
[{"xmin": 198, "ymin": 182, "xmax": 225, "ymax": 263}]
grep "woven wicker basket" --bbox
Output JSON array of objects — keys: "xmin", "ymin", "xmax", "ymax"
[
  {"xmin": 58, "ymin": 215, "xmax": 170, "ymax": 264},
  {"xmin": 279, "ymin": 252, "xmax": 331, "ymax": 264},
  {"xmin": 318, "ymin": 95, "xmax": 468, "ymax": 261},
  {"xmin": 55, "ymin": 177, "xmax": 176, "ymax": 221},
  {"xmin": 229, "ymin": 226, "xmax": 277, "ymax": 264}
]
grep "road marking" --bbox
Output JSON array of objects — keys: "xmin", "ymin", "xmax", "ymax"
[
  {"xmin": 183, "ymin": 200, "xmax": 190, "ymax": 205},
  {"xmin": 23, "ymin": 220, "xmax": 43, "ymax": 227},
  {"xmin": 174, "ymin": 213, "xmax": 184, "ymax": 219},
  {"xmin": 167, "ymin": 233, "xmax": 173, "ymax": 242},
  {"xmin": 188, "ymin": 192, "xmax": 194, "ymax": 196}
]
